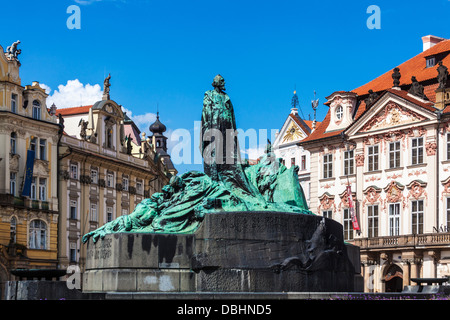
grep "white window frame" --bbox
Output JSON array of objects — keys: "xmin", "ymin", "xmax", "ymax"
[
  {"xmin": 368, "ymin": 145, "xmax": 379, "ymax": 172},
  {"xmin": 411, "ymin": 199, "xmax": 424, "ymax": 235},
  {"xmin": 367, "ymin": 204, "xmax": 379, "ymax": 238},
  {"xmin": 323, "ymin": 154, "xmax": 333, "ymax": 179},
  {"xmin": 32, "ymin": 100, "xmax": 41, "ymax": 120},
  {"xmin": 411, "ymin": 137, "xmax": 424, "ymax": 165},
  {"xmin": 39, "ymin": 178, "xmax": 46, "ymax": 201},
  {"xmin": 31, "ymin": 177, "xmax": 37, "ymax": 200},
  {"xmin": 389, "ymin": 141, "xmax": 401, "ymax": 169},
  {"xmin": 90, "ymin": 203, "xmax": 98, "ymax": 222},
  {"xmin": 389, "ymin": 203, "xmax": 401, "ymax": 236},
  {"xmin": 336, "ymin": 105, "xmax": 343, "ymax": 120},
  {"xmin": 344, "ymin": 150, "xmax": 354, "ymax": 175}
]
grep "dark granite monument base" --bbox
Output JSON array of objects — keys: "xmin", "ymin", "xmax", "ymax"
[{"xmin": 83, "ymin": 211, "xmax": 362, "ymax": 293}]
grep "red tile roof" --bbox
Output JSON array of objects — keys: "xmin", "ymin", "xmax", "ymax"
[
  {"xmin": 352, "ymin": 39, "xmax": 450, "ymax": 99},
  {"xmin": 300, "ymin": 38, "xmax": 449, "ymax": 145},
  {"xmin": 55, "ymin": 105, "xmax": 92, "ymax": 116}
]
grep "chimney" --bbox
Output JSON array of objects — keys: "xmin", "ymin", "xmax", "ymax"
[{"xmin": 422, "ymin": 35, "xmax": 445, "ymax": 52}]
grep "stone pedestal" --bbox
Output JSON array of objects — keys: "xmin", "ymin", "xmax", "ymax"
[{"xmin": 83, "ymin": 211, "xmax": 362, "ymax": 293}]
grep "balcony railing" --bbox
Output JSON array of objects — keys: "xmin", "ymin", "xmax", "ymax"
[{"xmin": 351, "ymin": 232, "xmax": 450, "ymax": 250}]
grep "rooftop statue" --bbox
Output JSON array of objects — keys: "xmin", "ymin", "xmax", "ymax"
[
  {"xmin": 437, "ymin": 61, "xmax": 448, "ymax": 89},
  {"xmin": 6, "ymin": 40, "xmax": 21, "ymax": 60},
  {"xmin": 83, "ymin": 75, "xmax": 312, "ymax": 243}
]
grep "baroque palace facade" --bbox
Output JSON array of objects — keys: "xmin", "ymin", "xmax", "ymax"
[
  {"xmin": 300, "ymin": 35, "xmax": 450, "ymax": 292},
  {"xmin": 0, "ymin": 42, "xmax": 176, "ymax": 295}
]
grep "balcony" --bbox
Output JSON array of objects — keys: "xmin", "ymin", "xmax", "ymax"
[{"xmin": 350, "ymin": 232, "xmax": 450, "ymax": 251}]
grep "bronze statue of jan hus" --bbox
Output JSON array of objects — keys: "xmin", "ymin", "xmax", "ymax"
[{"xmin": 201, "ymin": 74, "xmax": 264, "ymax": 199}]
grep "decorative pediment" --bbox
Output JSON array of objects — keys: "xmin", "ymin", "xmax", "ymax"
[
  {"xmin": 406, "ymin": 180, "xmax": 427, "ymax": 200},
  {"xmin": 361, "ymin": 102, "xmax": 426, "ymax": 132},
  {"xmin": 363, "ymin": 186, "xmax": 382, "ymax": 204},
  {"xmin": 281, "ymin": 121, "xmax": 305, "ymax": 143}
]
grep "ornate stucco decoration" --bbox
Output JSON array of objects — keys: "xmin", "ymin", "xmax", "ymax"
[{"xmin": 362, "ymin": 102, "xmax": 425, "ymax": 132}]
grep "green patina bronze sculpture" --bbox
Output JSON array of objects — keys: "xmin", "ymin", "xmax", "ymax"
[{"xmin": 82, "ymin": 75, "xmax": 312, "ymax": 244}]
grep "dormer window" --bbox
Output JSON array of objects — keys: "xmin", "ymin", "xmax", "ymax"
[
  {"xmin": 336, "ymin": 105, "xmax": 343, "ymax": 121},
  {"xmin": 32, "ymin": 100, "xmax": 41, "ymax": 120},
  {"xmin": 426, "ymin": 56, "xmax": 436, "ymax": 68}
]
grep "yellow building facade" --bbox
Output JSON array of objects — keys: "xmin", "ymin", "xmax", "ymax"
[{"xmin": 0, "ymin": 43, "xmax": 60, "ymax": 294}]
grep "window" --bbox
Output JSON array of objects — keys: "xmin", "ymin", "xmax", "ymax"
[
  {"xmin": 29, "ymin": 220, "xmax": 47, "ymax": 249},
  {"xmin": 106, "ymin": 207, "xmax": 113, "ymax": 222},
  {"xmin": 389, "ymin": 141, "xmax": 401, "ymax": 169},
  {"xmin": 367, "ymin": 205, "xmax": 379, "ymax": 238},
  {"xmin": 323, "ymin": 154, "xmax": 333, "ymax": 178},
  {"xmin": 123, "ymin": 177, "xmax": 129, "ymax": 191},
  {"xmin": 70, "ymin": 200, "xmax": 77, "ymax": 220},
  {"xmin": 32, "ymin": 100, "xmax": 41, "ymax": 120},
  {"xmin": 39, "ymin": 139, "xmax": 46, "ymax": 160},
  {"xmin": 10, "ymin": 217, "xmax": 17, "ymax": 243},
  {"xmin": 389, "ymin": 203, "xmax": 400, "ymax": 236},
  {"xmin": 90, "ymin": 203, "xmax": 98, "ymax": 222},
  {"xmin": 136, "ymin": 181, "xmax": 143, "ymax": 194},
  {"xmin": 301, "ymin": 155, "xmax": 306, "ymax": 171},
  {"xmin": 447, "ymin": 198, "xmax": 450, "ymax": 231},
  {"xmin": 10, "ymin": 132, "xmax": 16, "ymax": 154},
  {"xmin": 107, "ymin": 173, "xmax": 114, "ymax": 188},
  {"xmin": 426, "ymin": 56, "xmax": 436, "ymax": 68},
  {"xmin": 11, "ymin": 94, "xmax": 17, "ymax": 113},
  {"xmin": 106, "ymin": 128, "xmax": 113, "ymax": 149},
  {"xmin": 70, "ymin": 164, "xmax": 78, "ymax": 179},
  {"xmin": 30, "ymin": 137, "xmax": 37, "ymax": 152},
  {"xmin": 39, "ymin": 178, "xmax": 46, "ymax": 201},
  {"xmin": 344, "ymin": 150, "xmax": 354, "ymax": 175},
  {"xmin": 291, "ymin": 157, "xmax": 296, "ymax": 167},
  {"xmin": 70, "ymin": 248, "xmax": 77, "ymax": 263},
  {"xmin": 343, "ymin": 209, "xmax": 353, "ymax": 240},
  {"xmin": 411, "ymin": 200, "xmax": 424, "ymax": 234},
  {"xmin": 322, "ymin": 210, "xmax": 332, "ymax": 219},
  {"xmin": 411, "ymin": 137, "xmax": 423, "ymax": 165},
  {"xmin": 336, "ymin": 105, "xmax": 343, "ymax": 120},
  {"xmin": 447, "ymin": 133, "xmax": 450, "ymax": 160},
  {"xmin": 31, "ymin": 177, "xmax": 37, "ymax": 200},
  {"xmin": 122, "ymin": 208, "xmax": 128, "ymax": 216},
  {"xmin": 91, "ymin": 169, "xmax": 98, "ymax": 184},
  {"xmin": 10, "ymin": 172, "xmax": 16, "ymax": 196},
  {"xmin": 368, "ymin": 145, "xmax": 379, "ymax": 171}
]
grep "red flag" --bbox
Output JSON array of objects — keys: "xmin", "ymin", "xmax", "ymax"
[{"xmin": 347, "ymin": 185, "xmax": 360, "ymax": 231}]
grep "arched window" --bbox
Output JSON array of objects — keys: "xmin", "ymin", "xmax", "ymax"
[
  {"xmin": 335, "ymin": 105, "xmax": 343, "ymax": 120},
  {"xmin": 10, "ymin": 217, "xmax": 17, "ymax": 243},
  {"xmin": 29, "ymin": 219, "xmax": 47, "ymax": 249},
  {"xmin": 32, "ymin": 100, "xmax": 41, "ymax": 120},
  {"xmin": 10, "ymin": 132, "xmax": 16, "ymax": 154}
]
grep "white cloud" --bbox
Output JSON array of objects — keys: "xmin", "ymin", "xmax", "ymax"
[
  {"xmin": 121, "ymin": 106, "xmax": 157, "ymax": 134},
  {"xmin": 43, "ymin": 79, "xmax": 102, "ymax": 108}
]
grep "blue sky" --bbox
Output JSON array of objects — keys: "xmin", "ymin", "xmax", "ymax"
[{"xmin": 2, "ymin": 0, "xmax": 450, "ymax": 173}]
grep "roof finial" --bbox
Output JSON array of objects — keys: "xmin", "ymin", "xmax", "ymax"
[{"xmin": 311, "ymin": 90, "xmax": 319, "ymax": 130}]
